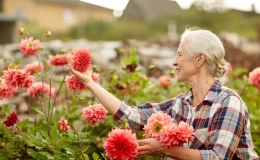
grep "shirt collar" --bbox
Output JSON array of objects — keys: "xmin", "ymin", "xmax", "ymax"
[{"xmin": 181, "ymin": 80, "xmax": 223, "ymax": 105}]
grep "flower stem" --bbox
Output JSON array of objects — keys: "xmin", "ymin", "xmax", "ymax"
[
  {"xmin": 240, "ymin": 83, "xmax": 251, "ymax": 95},
  {"xmin": 50, "ymin": 73, "xmax": 67, "ymax": 126}
]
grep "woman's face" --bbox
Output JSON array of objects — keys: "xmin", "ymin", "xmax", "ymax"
[{"xmin": 172, "ymin": 42, "xmax": 199, "ymax": 82}]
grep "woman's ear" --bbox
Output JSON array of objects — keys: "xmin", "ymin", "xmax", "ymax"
[{"xmin": 196, "ymin": 53, "xmax": 206, "ymax": 67}]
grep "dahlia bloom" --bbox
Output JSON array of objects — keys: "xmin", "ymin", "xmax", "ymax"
[
  {"xmin": 19, "ymin": 37, "xmax": 41, "ymax": 56},
  {"xmin": 65, "ymin": 75, "xmax": 86, "ymax": 90},
  {"xmin": 160, "ymin": 121, "xmax": 194, "ymax": 148},
  {"xmin": 249, "ymin": 67, "xmax": 260, "ymax": 89},
  {"xmin": 0, "ymin": 80, "xmax": 18, "ymax": 99},
  {"xmin": 58, "ymin": 117, "xmax": 71, "ymax": 132},
  {"xmin": 91, "ymin": 72, "xmax": 100, "ymax": 82},
  {"xmin": 131, "ymin": 86, "xmax": 139, "ymax": 94},
  {"xmin": 121, "ymin": 89, "xmax": 130, "ymax": 95},
  {"xmin": 175, "ymin": 121, "xmax": 194, "ymax": 144},
  {"xmin": 103, "ymin": 128, "xmax": 138, "ymax": 160},
  {"xmin": 160, "ymin": 123, "xmax": 179, "ymax": 147},
  {"xmin": 158, "ymin": 75, "xmax": 171, "ymax": 88},
  {"xmin": 144, "ymin": 112, "xmax": 174, "ymax": 139},
  {"xmin": 48, "ymin": 54, "xmax": 68, "ymax": 66},
  {"xmin": 225, "ymin": 62, "xmax": 233, "ymax": 75},
  {"xmin": 71, "ymin": 49, "xmax": 91, "ymax": 72},
  {"xmin": 2, "ymin": 68, "xmax": 33, "ymax": 88},
  {"xmin": 82, "ymin": 104, "xmax": 107, "ymax": 123},
  {"xmin": 27, "ymin": 82, "xmax": 56, "ymax": 98},
  {"xmin": 3, "ymin": 111, "xmax": 19, "ymax": 127},
  {"xmin": 24, "ymin": 61, "xmax": 44, "ymax": 75}
]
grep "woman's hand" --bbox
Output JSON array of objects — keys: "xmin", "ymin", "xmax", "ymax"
[
  {"xmin": 137, "ymin": 138, "xmax": 166, "ymax": 158},
  {"xmin": 67, "ymin": 54, "xmax": 94, "ymax": 86}
]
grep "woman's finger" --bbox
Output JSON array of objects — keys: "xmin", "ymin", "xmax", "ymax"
[
  {"xmin": 137, "ymin": 139, "xmax": 150, "ymax": 146},
  {"xmin": 138, "ymin": 145, "xmax": 149, "ymax": 152},
  {"xmin": 136, "ymin": 151, "xmax": 149, "ymax": 158}
]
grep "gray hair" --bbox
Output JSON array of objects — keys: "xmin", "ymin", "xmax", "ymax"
[{"xmin": 180, "ymin": 27, "xmax": 228, "ymax": 78}]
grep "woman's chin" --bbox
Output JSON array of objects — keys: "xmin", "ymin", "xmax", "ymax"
[{"xmin": 176, "ymin": 76, "xmax": 184, "ymax": 82}]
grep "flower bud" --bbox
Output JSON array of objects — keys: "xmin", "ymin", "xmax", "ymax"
[
  {"xmin": 45, "ymin": 30, "xmax": 51, "ymax": 37},
  {"xmin": 19, "ymin": 27, "xmax": 25, "ymax": 35}
]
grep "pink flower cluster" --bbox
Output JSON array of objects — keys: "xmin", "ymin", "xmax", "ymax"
[
  {"xmin": 49, "ymin": 54, "xmax": 68, "ymax": 66},
  {"xmin": 249, "ymin": 67, "xmax": 260, "ymax": 89},
  {"xmin": 71, "ymin": 49, "xmax": 91, "ymax": 72},
  {"xmin": 121, "ymin": 86, "xmax": 139, "ymax": 95},
  {"xmin": 58, "ymin": 117, "xmax": 71, "ymax": 132},
  {"xmin": 65, "ymin": 75, "xmax": 86, "ymax": 90},
  {"xmin": 24, "ymin": 61, "xmax": 44, "ymax": 75},
  {"xmin": 158, "ymin": 75, "xmax": 171, "ymax": 88},
  {"xmin": 103, "ymin": 128, "xmax": 138, "ymax": 160},
  {"xmin": 160, "ymin": 121, "xmax": 194, "ymax": 147},
  {"xmin": 144, "ymin": 112, "xmax": 173, "ymax": 139},
  {"xmin": 82, "ymin": 104, "xmax": 107, "ymax": 123},
  {"xmin": 27, "ymin": 82, "xmax": 56, "ymax": 98},
  {"xmin": 0, "ymin": 79, "xmax": 17, "ymax": 99},
  {"xmin": 3, "ymin": 111, "xmax": 19, "ymax": 127},
  {"xmin": 19, "ymin": 37, "xmax": 41, "ymax": 56},
  {"xmin": 144, "ymin": 112, "xmax": 194, "ymax": 148},
  {"xmin": 2, "ymin": 68, "xmax": 33, "ymax": 88}
]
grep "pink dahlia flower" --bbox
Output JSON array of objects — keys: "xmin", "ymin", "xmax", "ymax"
[
  {"xmin": 65, "ymin": 75, "xmax": 86, "ymax": 90},
  {"xmin": 103, "ymin": 128, "xmax": 138, "ymax": 160},
  {"xmin": 2, "ymin": 68, "xmax": 33, "ymax": 88},
  {"xmin": 71, "ymin": 49, "xmax": 91, "ymax": 72},
  {"xmin": 175, "ymin": 121, "xmax": 194, "ymax": 145},
  {"xmin": 225, "ymin": 62, "xmax": 233, "ymax": 76},
  {"xmin": 82, "ymin": 104, "xmax": 107, "ymax": 123},
  {"xmin": 19, "ymin": 37, "xmax": 41, "ymax": 56},
  {"xmin": 249, "ymin": 67, "xmax": 260, "ymax": 89},
  {"xmin": 158, "ymin": 75, "xmax": 171, "ymax": 88},
  {"xmin": 160, "ymin": 123, "xmax": 179, "ymax": 147},
  {"xmin": 48, "ymin": 54, "xmax": 68, "ymax": 66},
  {"xmin": 3, "ymin": 111, "xmax": 19, "ymax": 127},
  {"xmin": 0, "ymin": 79, "xmax": 18, "ymax": 99},
  {"xmin": 24, "ymin": 61, "xmax": 44, "ymax": 75},
  {"xmin": 27, "ymin": 82, "xmax": 56, "ymax": 98},
  {"xmin": 58, "ymin": 117, "xmax": 71, "ymax": 132},
  {"xmin": 144, "ymin": 112, "xmax": 173, "ymax": 139},
  {"xmin": 131, "ymin": 86, "xmax": 139, "ymax": 94},
  {"xmin": 160, "ymin": 121, "xmax": 194, "ymax": 148}
]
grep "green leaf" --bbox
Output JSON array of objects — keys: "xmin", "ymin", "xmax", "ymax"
[
  {"xmin": 32, "ymin": 109, "xmax": 45, "ymax": 117},
  {"xmin": 92, "ymin": 152, "xmax": 100, "ymax": 160},
  {"xmin": 79, "ymin": 154, "xmax": 89, "ymax": 160},
  {"xmin": 51, "ymin": 127, "xmax": 58, "ymax": 142},
  {"xmin": 27, "ymin": 148, "xmax": 37, "ymax": 159},
  {"xmin": 36, "ymin": 152, "xmax": 48, "ymax": 160}
]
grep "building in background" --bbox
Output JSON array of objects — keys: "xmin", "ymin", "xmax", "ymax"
[
  {"xmin": 0, "ymin": 0, "xmax": 114, "ymax": 44},
  {"xmin": 0, "ymin": 0, "xmax": 20, "ymax": 44},
  {"xmin": 121, "ymin": 0, "xmax": 182, "ymax": 20}
]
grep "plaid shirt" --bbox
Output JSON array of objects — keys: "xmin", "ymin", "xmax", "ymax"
[{"xmin": 114, "ymin": 80, "xmax": 259, "ymax": 160}]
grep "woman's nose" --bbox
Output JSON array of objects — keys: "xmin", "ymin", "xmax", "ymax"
[{"xmin": 172, "ymin": 57, "xmax": 178, "ymax": 67}]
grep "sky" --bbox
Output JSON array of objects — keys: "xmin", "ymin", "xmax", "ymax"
[{"xmin": 80, "ymin": 0, "xmax": 260, "ymax": 13}]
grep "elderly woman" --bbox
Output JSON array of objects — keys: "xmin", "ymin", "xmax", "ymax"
[{"xmin": 68, "ymin": 28, "xmax": 259, "ymax": 160}]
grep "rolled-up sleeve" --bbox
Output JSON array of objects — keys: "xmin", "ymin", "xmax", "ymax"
[
  {"xmin": 200, "ymin": 96, "xmax": 248, "ymax": 160},
  {"xmin": 113, "ymin": 99, "xmax": 176, "ymax": 130}
]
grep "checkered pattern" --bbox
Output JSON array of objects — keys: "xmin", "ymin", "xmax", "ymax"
[{"xmin": 114, "ymin": 80, "xmax": 259, "ymax": 159}]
